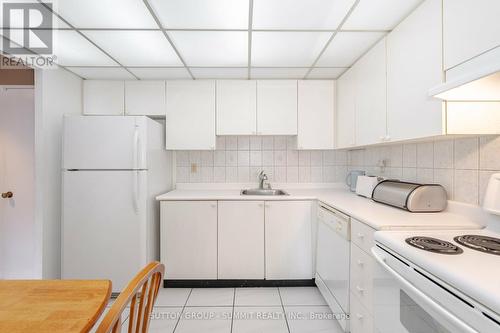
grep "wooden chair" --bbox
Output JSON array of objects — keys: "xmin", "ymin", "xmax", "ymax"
[{"xmin": 96, "ymin": 262, "xmax": 165, "ymax": 333}]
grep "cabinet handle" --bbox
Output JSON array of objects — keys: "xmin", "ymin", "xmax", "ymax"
[
  {"xmin": 357, "ymin": 233, "xmax": 365, "ymax": 239},
  {"xmin": 357, "ymin": 260, "xmax": 364, "ymax": 266},
  {"xmin": 356, "ymin": 286, "xmax": 365, "ymax": 293},
  {"xmin": 356, "ymin": 313, "xmax": 363, "ymax": 320},
  {"xmin": 258, "ymin": 203, "xmax": 264, "ymax": 208},
  {"xmin": 210, "ymin": 204, "xmax": 217, "ymax": 208}
]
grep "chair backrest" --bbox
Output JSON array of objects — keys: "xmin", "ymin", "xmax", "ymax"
[{"xmin": 96, "ymin": 262, "xmax": 165, "ymax": 333}]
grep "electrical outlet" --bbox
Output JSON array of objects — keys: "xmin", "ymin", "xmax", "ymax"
[{"xmin": 191, "ymin": 163, "xmax": 198, "ymax": 173}]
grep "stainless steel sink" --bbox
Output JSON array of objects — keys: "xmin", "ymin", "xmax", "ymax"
[{"xmin": 240, "ymin": 189, "xmax": 289, "ymax": 196}]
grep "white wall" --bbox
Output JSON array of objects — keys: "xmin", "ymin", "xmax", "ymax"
[{"xmin": 35, "ymin": 68, "xmax": 82, "ymax": 278}]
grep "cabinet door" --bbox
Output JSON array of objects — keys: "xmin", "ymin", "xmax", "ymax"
[
  {"xmin": 166, "ymin": 81, "xmax": 216, "ymax": 150},
  {"xmin": 161, "ymin": 201, "xmax": 217, "ymax": 279},
  {"xmin": 83, "ymin": 80, "xmax": 124, "ymax": 115},
  {"xmin": 336, "ymin": 67, "xmax": 357, "ymax": 148},
  {"xmin": 218, "ymin": 201, "xmax": 264, "ymax": 279},
  {"xmin": 443, "ymin": 0, "xmax": 500, "ymax": 71},
  {"xmin": 356, "ymin": 38, "xmax": 387, "ymax": 146},
  {"xmin": 386, "ymin": 0, "xmax": 443, "ymax": 142},
  {"xmin": 265, "ymin": 201, "xmax": 312, "ymax": 280},
  {"xmin": 125, "ymin": 80, "xmax": 166, "ymax": 116},
  {"xmin": 257, "ymin": 80, "xmax": 298, "ymax": 135},
  {"xmin": 216, "ymin": 80, "xmax": 257, "ymax": 135},
  {"xmin": 297, "ymin": 80, "xmax": 335, "ymax": 150}
]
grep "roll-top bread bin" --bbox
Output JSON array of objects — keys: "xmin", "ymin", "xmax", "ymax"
[{"xmin": 372, "ymin": 180, "xmax": 447, "ymax": 212}]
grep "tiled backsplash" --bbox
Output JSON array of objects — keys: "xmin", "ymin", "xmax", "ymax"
[
  {"xmin": 347, "ymin": 135, "xmax": 500, "ymax": 205},
  {"xmin": 175, "ymin": 136, "xmax": 348, "ymax": 184}
]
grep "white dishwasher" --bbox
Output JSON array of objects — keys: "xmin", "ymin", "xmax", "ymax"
[{"xmin": 315, "ymin": 203, "xmax": 350, "ymax": 332}]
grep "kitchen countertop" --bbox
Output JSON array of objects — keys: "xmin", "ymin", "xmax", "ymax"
[{"xmin": 156, "ymin": 186, "xmax": 486, "ymax": 231}]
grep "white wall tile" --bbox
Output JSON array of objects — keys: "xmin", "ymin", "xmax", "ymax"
[
  {"xmin": 274, "ymin": 167, "xmax": 287, "ymax": 182},
  {"xmin": 454, "ymin": 137, "xmax": 479, "ymax": 170},
  {"xmin": 274, "ymin": 150, "xmax": 287, "ymax": 166},
  {"xmin": 250, "ymin": 136, "xmax": 262, "ymax": 150},
  {"xmin": 298, "ymin": 166, "xmax": 311, "ymax": 183},
  {"xmin": 226, "ymin": 166, "xmax": 238, "ymax": 182},
  {"xmin": 262, "ymin": 136, "xmax": 274, "ymax": 150},
  {"xmin": 238, "ymin": 136, "xmax": 250, "ymax": 150},
  {"xmin": 480, "ymin": 136, "xmax": 500, "ymax": 170},
  {"xmin": 310, "ymin": 151, "xmax": 323, "ymax": 166},
  {"xmin": 226, "ymin": 151, "xmax": 238, "ymax": 166},
  {"xmin": 201, "ymin": 167, "xmax": 213, "ymax": 182},
  {"xmin": 323, "ymin": 166, "xmax": 335, "ymax": 182},
  {"xmin": 274, "ymin": 136, "xmax": 287, "ymax": 150},
  {"xmin": 403, "ymin": 144, "xmax": 417, "ymax": 167},
  {"xmin": 479, "ymin": 170, "xmax": 497, "ymax": 205},
  {"xmin": 262, "ymin": 151, "xmax": 274, "ymax": 166},
  {"xmin": 287, "ymin": 136, "xmax": 297, "ymax": 150},
  {"xmin": 454, "ymin": 169, "xmax": 479, "ymax": 205},
  {"xmin": 214, "ymin": 151, "xmax": 226, "ymax": 166},
  {"xmin": 323, "ymin": 151, "xmax": 335, "ymax": 165},
  {"xmin": 402, "ymin": 168, "xmax": 417, "ymax": 182},
  {"xmin": 389, "ymin": 145, "xmax": 403, "ymax": 168},
  {"xmin": 311, "ymin": 167, "xmax": 323, "ymax": 183},
  {"xmin": 189, "ymin": 167, "xmax": 201, "ymax": 182},
  {"xmin": 287, "ymin": 167, "xmax": 299, "ymax": 182},
  {"xmin": 287, "ymin": 150, "xmax": 298, "ymax": 166},
  {"xmin": 335, "ymin": 151, "xmax": 348, "ymax": 166},
  {"xmin": 216, "ymin": 136, "xmax": 226, "ymax": 150},
  {"xmin": 417, "ymin": 168, "xmax": 434, "ymax": 183},
  {"xmin": 201, "ymin": 151, "xmax": 214, "ymax": 166},
  {"xmin": 226, "ymin": 136, "xmax": 238, "ymax": 150},
  {"xmin": 434, "ymin": 169, "xmax": 454, "ymax": 199},
  {"xmin": 250, "ymin": 151, "xmax": 262, "ymax": 166},
  {"xmin": 176, "ymin": 167, "xmax": 189, "ymax": 182},
  {"xmin": 176, "ymin": 151, "xmax": 190, "ymax": 167},
  {"xmin": 417, "ymin": 142, "xmax": 433, "ymax": 168},
  {"xmin": 214, "ymin": 167, "xmax": 226, "ymax": 183},
  {"xmin": 298, "ymin": 151, "xmax": 311, "ymax": 166},
  {"xmin": 237, "ymin": 166, "xmax": 250, "ymax": 182},
  {"xmin": 238, "ymin": 151, "xmax": 250, "ymax": 166},
  {"xmin": 433, "ymin": 140, "xmax": 454, "ymax": 169},
  {"xmin": 335, "ymin": 166, "xmax": 347, "ymax": 182}
]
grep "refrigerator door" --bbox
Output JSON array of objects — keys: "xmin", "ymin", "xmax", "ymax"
[
  {"xmin": 63, "ymin": 116, "xmax": 147, "ymax": 170},
  {"xmin": 62, "ymin": 170, "xmax": 147, "ymax": 292}
]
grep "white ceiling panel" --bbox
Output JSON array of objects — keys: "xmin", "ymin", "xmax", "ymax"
[
  {"xmin": 316, "ymin": 32, "xmax": 385, "ymax": 67},
  {"xmin": 343, "ymin": 0, "xmax": 423, "ymax": 30},
  {"xmin": 251, "ymin": 67, "xmax": 309, "ymax": 79},
  {"xmin": 128, "ymin": 67, "xmax": 191, "ymax": 80},
  {"xmin": 83, "ymin": 31, "xmax": 182, "ymax": 67},
  {"xmin": 150, "ymin": 0, "xmax": 249, "ymax": 29},
  {"xmin": 253, "ymin": 0, "xmax": 355, "ymax": 29},
  {"xmin": 50, "ymin": 30, "xmax": 116, "ymax": 66},
  {"xmin": 67, "ymin": 67, "xmax": 135, "ymax": 80},
  {"xmin": 191, "ymin": 67, "xmax": 247, "ymax": 79},
  {"xmin": 170, "ymin": 31, "xmax": 247, "ymax": 67},
  {"xmin": 252, "ymin": 32, "xmax": 331, "ymax": 67},
  {"xmin": 43, "ymin": 0, "xmax": 157, "ymax": 29},
  {"xmin": 307, "ymin": 67, "xmax": 346, "ymax": 79}
]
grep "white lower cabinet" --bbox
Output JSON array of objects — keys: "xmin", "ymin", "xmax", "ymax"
[
  {"xmin": 265, "ymin": 201, "xmax": 313, "ymax": 280},
  {"xmin": 160, "ymin": 201, "xmax": 217, "ymax": 279},
  {"xmin": 218, "ymin": 201, "xmax": 265, "ymax": 279},
  {"xmin": 350, "ymin": 291, "xmax": 374, "ymax": 333}
]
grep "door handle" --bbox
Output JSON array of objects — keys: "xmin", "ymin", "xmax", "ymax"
[{"xmin": 1, "ymin": 191, "xmax": 13, "ymax": 199}]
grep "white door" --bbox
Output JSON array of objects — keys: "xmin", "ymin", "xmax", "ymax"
[
  {"xmin": 265, "ymin": 201, "xmax": 312, "ymax": 280},
  {"xmin": 218, "ymin": 201, "xmax": 264, "ymax": 279},
  {"xmin": 336, "ymin": 67, "xmax": 357, "ymax": 148},
  {"xmin": 386, "ymin": 0, "xmax": 443, "ymax": 142},
  {"xmin": 63, "ymin": 115, "xmax": 147, "ymax": 170},
  {"xmin": 216, "ymin": 80, "xmax": 257, "ymax": 135},
  {"xmin": 297, "ymin": 80, "xmax": 335, "ymax": 150},
  {"xmin": 356, "ymin": 38, "xmax": 387, "ymax": 146},
  {"xmin": 83, "ymin": 80, "xmax": 124, "ymax": 115},
  {"xmin": 443, "ymin": 0, "xmax": 500, "ymax": 71},
  {"xmin": 125, "ymin": 81, "xmax": 166, "ymax": 116},
  {"xmin": 62, "ymin": 170, "xmax": 147, "ymax": 292},
  {"xmin": 0, "ymin": 87, "xmax": 36, "ymax": 279},
  {"xmin": 257, "ymin": 80, "xmax": 298, "ymax": 135},
  {"xmin": 166, "ymin": 80, "xmax": 216, "ymax": 150},
  {"xmin": 160, "ymin": 201, "xmax": 217, "ymax": 279}
]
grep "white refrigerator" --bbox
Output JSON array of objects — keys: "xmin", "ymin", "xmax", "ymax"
[{"xmin": 62, "ymin": 115, "xmax": 172, "ymax": 293}]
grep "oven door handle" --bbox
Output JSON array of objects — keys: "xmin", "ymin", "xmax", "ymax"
[{"xmin": 371, "ymin": 247, "xmax": 479, "ymax": 333}]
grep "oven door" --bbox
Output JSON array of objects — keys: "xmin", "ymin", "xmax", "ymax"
[{"xmin": 371, "ymin": 246, "xmax": 480, "ymax": 333}]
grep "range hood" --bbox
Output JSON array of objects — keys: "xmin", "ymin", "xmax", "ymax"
[{"xmin": 429, "ymin": 62, "xmax": 500, "ymax": 101}]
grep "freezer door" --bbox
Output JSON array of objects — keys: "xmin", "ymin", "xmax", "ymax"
[
  {"xmin": 62, "ymin": 170, "xmax": 147, "ymax": 292},
  {"xmin": 63, "ymin": 116, "xmax": 147, "ymax": 170}
]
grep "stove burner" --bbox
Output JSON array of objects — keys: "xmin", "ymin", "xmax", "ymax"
[
  {"xmin": 405, "ymin": 237, "xmax": 463, "ymax": 254},
  {"xmin": 454, "ymin": 235, "xmax": 500, "ymax": 255}
]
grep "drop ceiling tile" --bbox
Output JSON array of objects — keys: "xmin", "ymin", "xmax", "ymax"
[
  {"xmin": 190, "ymin": 67, "xmax": 247, "ymax": 79},
  {"xmin": 251, "ymin": 67, "xmax": 309, "ymax": 79},
  {"xmin": 128, "ymin": 67, "xmax": 191, "ymax": 80},
  {"xmin": 169, "ymin": 31, "xmax": 247, "ymax": 67},
  {"xmin": 67, "ymin": 67, "xmax": 135, "ymax": 80},
  {"xmin": 43, "ymin": 0, "xmax": 157, "ymax": 28},
  {"xmin": 316, "ymin": 32, "xmax": 385, "ymax": 67},
  {"xmin": 50, "ymin": 30, "xmax": 116, "ymax": 66},
  {"xmin": 343, "ymin": 0, "xmax": 422, "ymax": 30},
  {"xmin": 307, "ymin": 67, "xmax": 346, "ymax": 79},
  {"xmin": 83, "ymin": 31, "xmax": 182, "ymax": 67},
  {"xmin": 252, "ymin": 32, "xmax": 331, "ymax": 67},
  {"xmin": 253, "ymin": 0, "xmax": 355, "ymax": 29},
  {"xmin": 150, "ymin": 0, "xmax": 248, "ymax": 29}
]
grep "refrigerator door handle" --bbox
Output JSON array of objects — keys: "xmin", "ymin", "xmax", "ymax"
[
  {"xmin": 133, "ymin": 125, "xmax": 139, "ymax": 169},
  {"xmin": 133, "ymin": 170, "xmax": 139, "ymax": 213}
]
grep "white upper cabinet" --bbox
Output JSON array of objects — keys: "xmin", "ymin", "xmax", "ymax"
[
  {"xmin": 83, "ymin": 80, "xmax": 124, "ymax": 115},
  {"xmin": 216, "ymin": 80, "xmax": 257, "ymax": 135},
  {"xmin": 443, "ymin": 0, "xmax": 500, "ymax": 71},
  {"xmin": 355, "ymin": 38, "xmax": 387, "ymax": 146},
  {"xmin": 166, "ymin": 80, "xmax": 216, "ymax": 150},
  {"xmin": 386, "ymin": 0, "xmax": 443, "ymax": 142},
  {"xmin": 125, "ymin": 81, "xmax": 166, "ymax": 116},
  {"xmin": 336, "ymin": 67, "xmax": 357, "ymax": 149},
  {"xmin": 257, "ymin": 80, "xmax": 298, "ymax": 135},
  {"xmin": 297, "ymin": 80, "xmax": 335, "ymax": 150}
]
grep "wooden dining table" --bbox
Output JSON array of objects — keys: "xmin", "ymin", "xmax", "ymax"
[{"xmin": 0, "ymin": 280, "xmax": 112, "ymax": 333}]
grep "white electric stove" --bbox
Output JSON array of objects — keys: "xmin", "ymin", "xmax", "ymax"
[{"xmin": 371, "ymin": 174, "xmax": 500, "ymax": 333}]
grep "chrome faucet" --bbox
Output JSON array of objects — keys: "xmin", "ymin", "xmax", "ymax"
[{"xmin": 258, "ymin": 170, "xmax": 270, "ymax": 190}]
